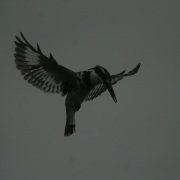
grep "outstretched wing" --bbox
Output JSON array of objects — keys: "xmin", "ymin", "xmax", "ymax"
[
  {"xmin": 84, "ymin": 70, "xmax": 125, "ymax": 101},
  {"xmin": 111, "ymin": 63, "xmax": 141, "ymax": 85},
  {"xmin": 14, "ymin": 32, "xmax": 77, "ymax": 94},
  {"xmin": 85, "ymin": 63, "xmax": 141, "ymax": 101}
]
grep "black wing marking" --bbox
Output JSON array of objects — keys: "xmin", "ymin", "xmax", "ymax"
[
  {"xmin": 84, "ymin": 83, "xmax": 107, "ymax": 101},
  {"xmin": 14, "ymin": 32, "xmax": 77, "ymax": 94},
  {"xmin": 111, "ymin": 63, "xmax": 141, "ymax": 85},
  {"xmin": 85, "ymin": 63, "xmax": 141, "ymax": 101}
]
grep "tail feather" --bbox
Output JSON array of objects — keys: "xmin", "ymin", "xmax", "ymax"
[
  {"xmin": 64, "ymin": 108, "xmax": 76, "ymax": 136},
  {"xmin": 64, "ymin": 124, "xmax": 76, "ymax": 136}
]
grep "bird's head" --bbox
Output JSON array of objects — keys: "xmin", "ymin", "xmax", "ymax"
[{"xmin": 94, "ymin": 65, "xmax": 117, "ymax": 103}]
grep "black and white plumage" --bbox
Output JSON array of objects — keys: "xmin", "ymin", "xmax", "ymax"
[{"xmin": 14, "ymin": 32, "xmax": 141, "ymax": 136}]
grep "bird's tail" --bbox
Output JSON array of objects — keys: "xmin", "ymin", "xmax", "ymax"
[
  {"xmin": 64, "ymin": 123, "xmax": 76, "ymax": 136},
  {"xmin": 64, "ymin": 109, "xmax": 76, "ymax": 136}
]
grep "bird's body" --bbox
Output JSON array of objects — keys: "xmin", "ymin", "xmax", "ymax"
[{"xmin": 14, "ymin": 33, "xmax": 141, "ymax": 136}]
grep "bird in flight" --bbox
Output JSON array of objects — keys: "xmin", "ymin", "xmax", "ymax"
[{"xmin": 14, "ymin": 33, "xmax": 141, "ymax": 136}]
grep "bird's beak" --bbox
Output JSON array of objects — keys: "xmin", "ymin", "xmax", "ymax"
[{"xmin": 106, "ymin": 83, "xmax": 117, "ymax": 103}]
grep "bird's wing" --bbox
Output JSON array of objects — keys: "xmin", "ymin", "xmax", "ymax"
[
  {"xmin": 111, "ymin": 63, "xmax": 141, "ymax": 85},
  {"xmin": 85, "ymin": 63, "xmax": 141, "ymax": 101},
  {"xmin": 14, "ymin": 32, "xmax": 77, "ymax": 95},
  {"xmin": 84, "ymin": 83, "xmax": 107, "ymax": 101}
]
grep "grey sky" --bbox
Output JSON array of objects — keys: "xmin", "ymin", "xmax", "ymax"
[{"xmin": 0, "ymin": 0, "xmax": 180, "ymax": 179}]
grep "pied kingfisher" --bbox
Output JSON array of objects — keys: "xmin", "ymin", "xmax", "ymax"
[{"xmin": 14, "ymin": 33, "xmax": 141, "ymax": 136}]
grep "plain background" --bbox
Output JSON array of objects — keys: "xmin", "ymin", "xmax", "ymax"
[{"xmin": 0, "ymin": 0, "xmax": 180, "ymax": 179}]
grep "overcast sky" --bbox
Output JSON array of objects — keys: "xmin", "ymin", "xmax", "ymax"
[{"xmin": 0, "ymin": 0, "xmax": 180, "ymax": 179}]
